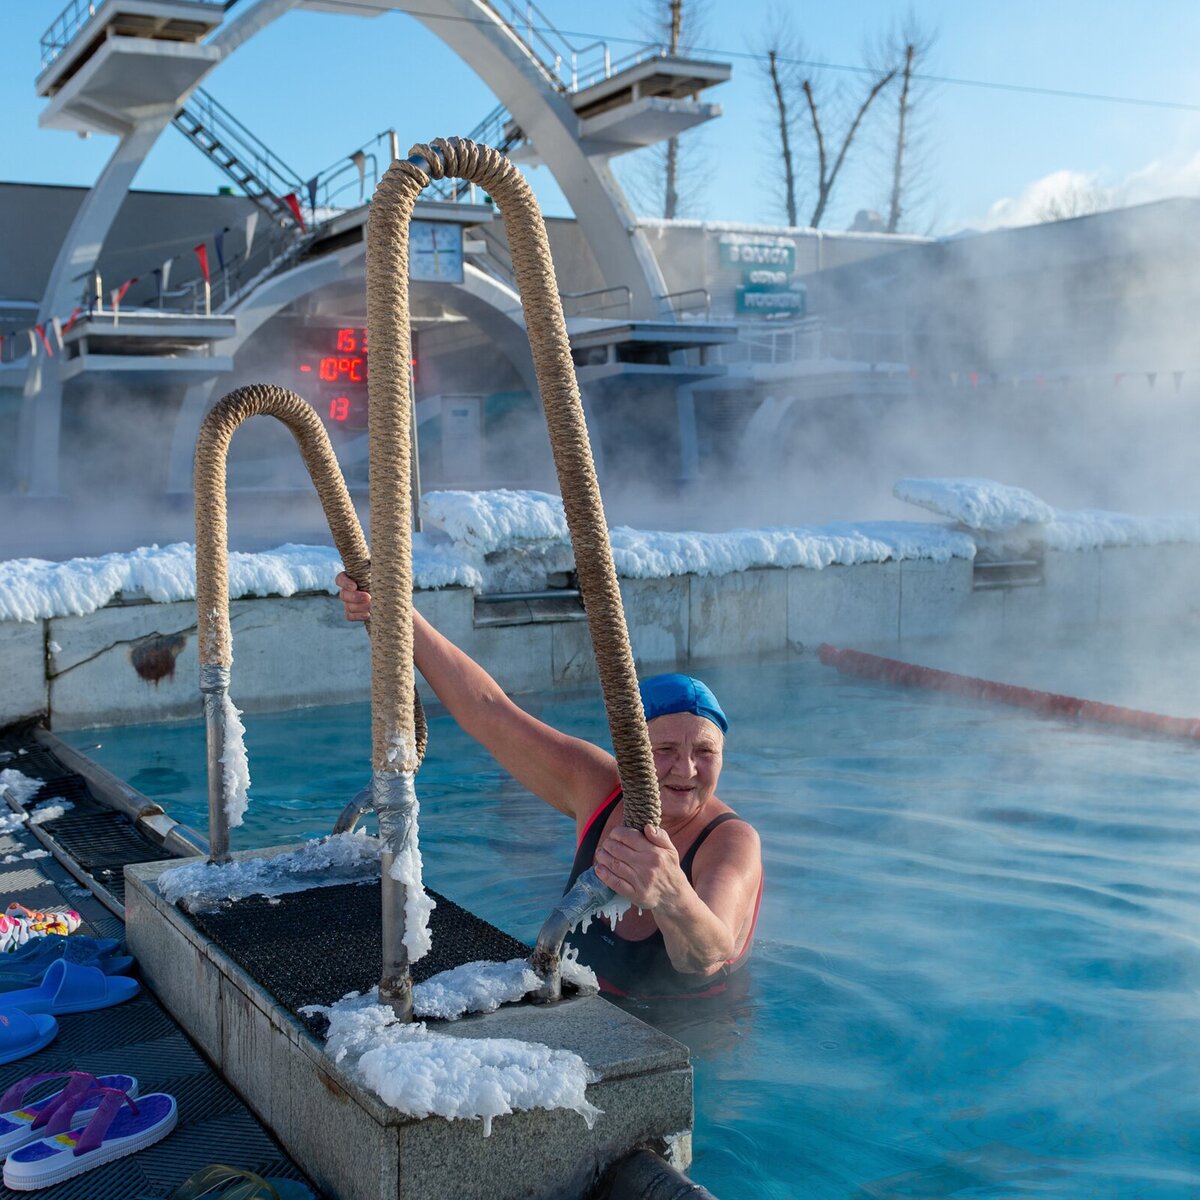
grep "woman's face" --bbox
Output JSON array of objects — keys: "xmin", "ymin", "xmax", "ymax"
[{"xmin": 646, "ymin": 711, "xmax": 724, "ymax": 824}]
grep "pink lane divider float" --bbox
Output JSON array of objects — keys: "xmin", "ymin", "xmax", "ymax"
[{"xmin": 817, "ymin": 644, "xmax": 1200, "ymax": 741}]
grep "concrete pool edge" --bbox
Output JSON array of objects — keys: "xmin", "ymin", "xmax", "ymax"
[
  {"xmin": 124, "ymin": 849, "xmax": 694, "ymax": 1200},
  {"xmin": 7, "ymin": 543, "xmax": 1200, "ymax": 730}
]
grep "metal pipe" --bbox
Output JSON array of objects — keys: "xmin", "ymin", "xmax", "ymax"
[
  {"xmin": 374, "ymin": 770, "xmax": 418, "ymax": 1023},
  {"xmin": 604, "ymin": 1149, "xmax": 719, "ymax": 1200},
  {"xmin": 201, "ymin": 663, "xmax": 232, "ymax": 863},
  {"xmin": 332, "ymin": 784, "xmax": 373, "ymax": 835},
  {"xmin": 529, "ymin": 866, "xmax": 615, "ymax": 1002}
]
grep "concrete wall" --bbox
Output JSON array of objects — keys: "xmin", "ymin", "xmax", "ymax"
[{"xmin": 2, "ymin": 545, "xmax": 1197, "ymax": 731}]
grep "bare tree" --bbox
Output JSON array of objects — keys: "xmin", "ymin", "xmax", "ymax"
[
  {"xmin": 620, "ymin": 0, "xmax": 710, "ymax": 219},
  {"xmin": 802, "ymin": 64, "xmax": 897, "ymax": 228},
  {"xmin": 870, "ymin": 13, "xmax": 938, "ymax": 233},
  {"xmin": 1035, "ymin": 177, "xmax": 1113, "ymax": 223},
  {"xmin": 756, "ymin": 14, "xmax": 802, "ymax": 226}
]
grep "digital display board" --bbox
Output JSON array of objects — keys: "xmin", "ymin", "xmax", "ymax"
[{"xmin": 297, "ymin": 325, "xmax": 370, "ymax": 430}]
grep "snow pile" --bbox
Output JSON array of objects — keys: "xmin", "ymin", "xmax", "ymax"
[
  {"xmin": 412, "ymin": 959, "xmax": 540, "ymax": 1021},
  {"xmin": 157, "ymin": 832, "xmax": 382, "ymax": 908},
  {"xmin": 610, "ymin": 521, "xmax": 976, "ymax": 577},
  {"xmin": 421, "ymin": 489, "xmax": 568, "ymax": 554},
  {"xmin": 1042, "ymin": 510, "xmax": 1200, "ymax": 552},
  {"xmin": 894, "ymin": 478, "xmax": 1056, "ymax": 531},
  {"xmin": 8, "ymin": 486, "xmax": 1200, "ymax": 625},
  {"xmin": 29, "ymin": 801, "xmax": 74, "ymax": 826},
  {"xmin": 303, "ymin": 988, "xmax": 600, "ymax": 1136},
  {"xmin": 0, "ymin": 538, "xmax": 478, "ymax": 623},
  {"xmin": 0, "ymin": 769, "xmax": 43, "ymax": 807}
]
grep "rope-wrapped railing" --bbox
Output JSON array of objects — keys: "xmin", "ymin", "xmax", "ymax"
[
  {"xmin": 193, "ymin": 383, "xmax": 426, "ymax": 866},
  {"xmin": 367, "ymin": 137, "xmax": 660, "ymax": 1003}
]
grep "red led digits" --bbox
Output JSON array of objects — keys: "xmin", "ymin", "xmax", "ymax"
[
  {"xmin": 329, "ymin": 396, "xmax": 350, "ymax": 422},
  {"xmin": 318, "ymin": 356, "xmax": 364, "ymax": 382}
]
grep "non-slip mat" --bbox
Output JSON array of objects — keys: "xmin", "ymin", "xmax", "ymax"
[
  {"xmin": 0, "ymin": 724, "xmax": 319, "ymax": 1198},
  {"xmin": 187, "ymin": 881, "xmax": 532, "ymax": 1032}
]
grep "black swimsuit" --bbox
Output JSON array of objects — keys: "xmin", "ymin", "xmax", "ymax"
[{"xmin": 563, "ymin": 790, "xmax": 761, "ymax": 999}]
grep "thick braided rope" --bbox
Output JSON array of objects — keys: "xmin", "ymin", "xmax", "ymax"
[
  {"xmin": 375, "ymin": 137, "xmax": 660, "ymax": 828},
  {"xmin": 194, "ymin": 384, "xmax": 426, "ymax": 759}
]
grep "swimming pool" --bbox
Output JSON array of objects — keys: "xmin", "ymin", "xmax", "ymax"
[{"xmin": 65, "ymin": 652, "xmax": 1200, "ymax": 1199}]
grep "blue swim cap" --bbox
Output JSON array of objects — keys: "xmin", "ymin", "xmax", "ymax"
[{"xmin": 639, "ymin": 673, "xmax": 728, "ymax": 733}]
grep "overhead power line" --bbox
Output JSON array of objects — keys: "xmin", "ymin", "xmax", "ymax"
[{"xmin": 399, "ymin": 7, "xmax": 1200, "ymax": 114}]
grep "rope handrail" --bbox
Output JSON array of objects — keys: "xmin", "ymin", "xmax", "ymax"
[
  {"xmin": 367, "ymin": 136, "xmax": 659, "ymax": 1008},
  {"xmin": 192, "ymin": 384, "xmax": 426, "ymax": 864}
]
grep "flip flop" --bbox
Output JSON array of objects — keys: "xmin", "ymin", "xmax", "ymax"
[
  {"xmin": 0, "ymin": 1011, "xmax": 57, "ymax": 1067},
  {"xmin": 3, "ymin": 1089, "xmax": 176, "ymax": 1190},
  {"xmin": 2, "ymin": 937, "xmax": 121, "ymax": 965},
  {"xmin": 0, "ymin": 960, "xmax": 139, "ymax": 1016},
  {"xmin": 167, "ymin": 1163, "xmax": 315, "ymax": 1199},
  {"xmin": 0, "ymin": 1072, "xmax": 139, "ymax": 1158},
  {"xmin": 0, "ymin": 956, "xmax": 134, "ymax": 993}
]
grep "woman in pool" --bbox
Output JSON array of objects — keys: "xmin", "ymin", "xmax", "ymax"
[{"xmin": 335, "ymin": 573, "xmax": 763, "ymax": 999}]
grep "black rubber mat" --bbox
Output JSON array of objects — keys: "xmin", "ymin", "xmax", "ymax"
[
  {"xmin": 188, "ymin": 881, "xmax": 532, "ymax": 1033},
  {"xmin": 26, "ymin": 781, "xmax": 169, "ymax": 907},
  {"xmin": 0, "ymin": 724, "xmax": 320, "ymax": 1199}
]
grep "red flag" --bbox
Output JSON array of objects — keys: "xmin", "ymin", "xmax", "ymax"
[
  {"xmin": 194, "ymin": 243, "xmax": 210, "ymax": 283},
  {"xmin": 282, "ymin": 193, "xmax": 306, "ymax": 232},
  {"xmin": 62, "ymin": 306, "xmax": 82, "ymax": 333},
  {"xmin": 35, "ymin": 324, "xmax": 54, "ymax": 357},
  {"xmin": 114, "ymin": 278, "xmax": 136, "ymax": 307}
]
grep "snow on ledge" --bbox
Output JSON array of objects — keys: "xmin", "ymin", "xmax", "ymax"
[
  {"xmin": 894, "ymin": 478, "xmax": 1056, "ymax": 531},
  {"xmin": 3, "ymin": 486, "xmax": 1199, "ymax": 624}
]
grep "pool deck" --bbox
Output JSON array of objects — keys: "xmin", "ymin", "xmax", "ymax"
[
  {"xmin": 0, "ymin": 725, "xmax": 317, "ymax": 1199},
  {"xmin": 0, "ymin": 725, "xmax": 698, "ymax": 1200}
]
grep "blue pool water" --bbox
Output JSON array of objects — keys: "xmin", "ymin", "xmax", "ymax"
[{"xmin": 65, "ymin": 655, "xmax": 1200, "ymax": 1199}]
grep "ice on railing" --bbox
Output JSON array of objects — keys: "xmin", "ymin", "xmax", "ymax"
[{"xmin": 156, "ymin": 832, "xmax": 383, "ymax": 909}]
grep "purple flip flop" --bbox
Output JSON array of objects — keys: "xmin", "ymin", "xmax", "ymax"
[
  {"xmin": 0, "ymin": 960, "xmax": 138, "ymax": 1016},
  {"xmin": 3, "ymin": 1088, "xmax": 176, "ymax": 1190},
  {"xmin": 0, "ymin": 1072, "xmax": 139, "ymax": 1158}
]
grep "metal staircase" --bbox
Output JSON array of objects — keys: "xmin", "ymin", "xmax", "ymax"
[{"xmin": 172, "ymin": 87, "xmax": 306, "ymax": 227}]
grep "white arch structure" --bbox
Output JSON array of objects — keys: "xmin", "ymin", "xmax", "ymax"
[{"xmin": 19, "ymin": 0, "xmax": 673, "ymax": 496}]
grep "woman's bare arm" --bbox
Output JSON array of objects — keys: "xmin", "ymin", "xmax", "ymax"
[{"xmin": 336, "ymin": 574, "xmax": 615, "ymax": 818}]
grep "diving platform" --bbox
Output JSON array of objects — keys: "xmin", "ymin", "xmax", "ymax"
[
  {"xmin": 569, "ymin": 318, "xmax": 735, "ymax": 385},
  {"xmin": 572, "ymin": 56, "xmax": 730, "ymax": 157},
  {"xmin": 37, "ymin": 0, "xmax": 224, "ymax": 136},
  {"xmin": 57, "ymin": 310, "xmax": 236, "ymax": 383}
]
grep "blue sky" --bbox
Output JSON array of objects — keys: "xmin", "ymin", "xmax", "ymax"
[{"xmin": 6, "ymin": 1, "xmax": 1200, "ymax": 233}]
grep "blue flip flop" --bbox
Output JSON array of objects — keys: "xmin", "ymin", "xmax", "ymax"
[
  {"xmin": 0, "ymin": 1011, "xmax": 57, "ymax": 1066},
  {"xmin": 1, "ymin": 937, "xmax": 122, "ymax": 968},
  {"xmin": 0, "ymin": 961, "xmax": 138, "ymax": 1016},
  {"xmin": 0, "ymin": 955, "xmax": 134, "ymax": 993}
]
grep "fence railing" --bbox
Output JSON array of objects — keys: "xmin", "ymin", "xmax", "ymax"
[
  {"xmin": 560, "ymin": 285, "xmax": 633, "ymax": 319},
  {"xmin": 481, "ymin": 0, "xmax": 666, "ymax": 94},
  {"xmin": 40, "ymin": 0, "xmax": 227, "ymax": 69},
  {"xmin": 713, "ymin": 319, "xmax": 909, "ymax": 366}
]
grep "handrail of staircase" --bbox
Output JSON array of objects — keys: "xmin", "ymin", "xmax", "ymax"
[
  {"xmin": 659, "ymin": 287, "xmax": 711, "ymax": 319},
  {"xmin": 560, "ymin": 285, "xmax": 633, "ymax": 319},
  {"xmin": 181, "ymin": 88, "xmax": 306, "ymax": 202}
]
